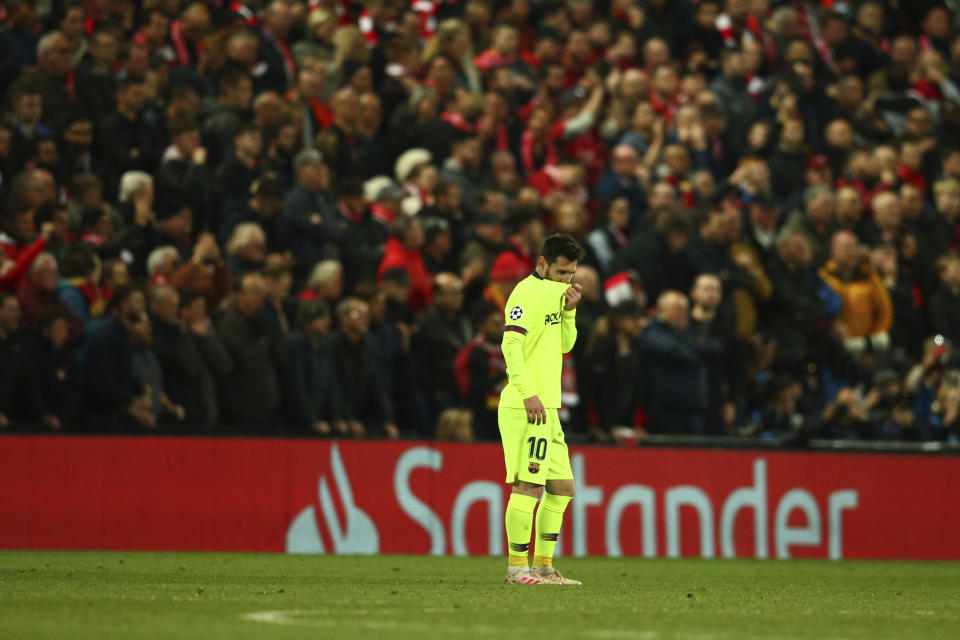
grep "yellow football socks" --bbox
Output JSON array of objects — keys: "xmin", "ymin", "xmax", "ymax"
[
  {"xmin": 505, "ymin": 493, "xmax": 538, "ymax": 567},
  {"xmin": 533, "ymin": 493, "xmax": 571, "ymax": 568}
]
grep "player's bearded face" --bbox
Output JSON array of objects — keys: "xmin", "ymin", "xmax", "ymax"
[{"xmin": 543, "ymin": 256, "xmax": 577, "ymax": 283}]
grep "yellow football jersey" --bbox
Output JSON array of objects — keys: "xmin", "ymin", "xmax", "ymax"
[{"xmin": 499, "ymin": 272, "xmax": 577, "ymax": 409}]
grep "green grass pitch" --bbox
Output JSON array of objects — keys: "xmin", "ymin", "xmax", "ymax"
[{"xmin": 1, "ymin": 551, "xmax": 958, "ymax": 639}]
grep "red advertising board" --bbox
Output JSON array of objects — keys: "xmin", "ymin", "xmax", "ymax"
[{"xmin": 1, "ymin": 435, "xmax": 958, "ymax": 559}]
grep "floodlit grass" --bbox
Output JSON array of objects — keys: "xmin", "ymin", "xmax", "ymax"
[{"xmin": 1, "ymin": 551, "xmax": 958, "ymax": 639}]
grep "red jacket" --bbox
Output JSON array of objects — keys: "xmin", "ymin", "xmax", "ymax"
[
  {"xmin": 377, "ymin": 237, "xmax": 433, "ymax": 312},
  {"xmin": 0, "ymin": 235, "xmax": 47, "ymax": 290}
]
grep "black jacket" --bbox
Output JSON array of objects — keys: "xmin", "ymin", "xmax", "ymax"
[
  {"xmin": 215, "ymin": 308, "xmax": 282, "ymax": 426},
  {"xmin": 151, "ymin": 315, "xmax": 233, "ymax": 428},
  {"xmin": 930, "ymin": 285, "xmax": 960, "ymax": 346},
  {"xmin": 281, "ymin": 331, "xmax": 343, "ymax": 428},
  {"xmin": 30, "ymin": 335, "xmax": 81, "ymax": 425},
  {"xmin": 80, "ymin": 317, "xmax": 134, "ymax": 415},
  {"xmin": 0, "ymin": 330, "xmax": 41, "ymax": 422},
  {"xmin": 412, "ymin": 305, "xmax": 473, "ymax": 400},
  {"xmin": 638, "ymin": 320, "xmax": 709, "ymax": 432},
  {"xmin": 331, "ymin": 331, "xmax": 394, "ymax": 424},
  {"xmin": 611, "ymin": 229, "xmax": 695, "ymax": 303},
  {"xmin": 586, "ymin": 332, "xmax": 642, "ymax": 432}
]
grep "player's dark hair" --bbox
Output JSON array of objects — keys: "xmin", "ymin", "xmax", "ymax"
[{"xmin": 540, "ymin": 233, "xmax": 584, "ymax": 265}]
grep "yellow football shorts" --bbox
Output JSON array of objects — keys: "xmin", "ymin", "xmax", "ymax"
[{"xmin": 498, "ymin": 406, "xmax": 573, "ymax": 485}]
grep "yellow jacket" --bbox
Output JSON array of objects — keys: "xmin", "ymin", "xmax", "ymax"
[{"xmin": 818, "ymin": 260, "xmax": 893, "ymax": 338}]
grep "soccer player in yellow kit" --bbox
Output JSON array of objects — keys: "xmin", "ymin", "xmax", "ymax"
[{"xmin": 499, "ymin": 233, "xmax": 584, "ymax": 585}]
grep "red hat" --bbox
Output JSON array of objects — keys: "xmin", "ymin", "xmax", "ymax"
[{"xmin": 490, "ymin": 252, "xmax": 530, "ymax": 282}]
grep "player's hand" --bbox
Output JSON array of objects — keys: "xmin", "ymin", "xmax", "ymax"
[
  {"xmin": 523, "ymin": 395, "xmax": 547, "ymax": 425},
  {"xmin": 564, "ymin": 283, "xmax": 583, "ymax": 310}
]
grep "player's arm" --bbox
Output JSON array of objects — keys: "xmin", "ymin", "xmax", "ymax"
[
  {"xmin": 561, "ymin": 284, "xmax": 582, "ymax": 353},
  {"xmin": 502, "ymin": 295, "xmax": 546, "ymax": 424}
]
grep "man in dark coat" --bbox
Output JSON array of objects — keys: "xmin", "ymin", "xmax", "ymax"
[
  {"xmin": 611, "ymin": 207, "xmax": 695, "ymax": 304},
  {"xmin": 150, "ymin": 285, "xmax": 231, "ymax": 429},
  {"xmin": 331, "ymin": 297, "xmax": 398, "ymax": 439},
  {"xmin": 638, "ymin": 291, "xmax": 709, "ymax": 435},
  {"xmin": 412, "ymin": 273, "xmax": 472, "ymax": 426},
  {"xmin": 281, "ymin": 149, "xmax": 340, "ymax": 279},
  {"xmin": 0, "ymin": 291, "xmax": 46, "ymax": 428},
  {"xmin": 585, "ymin": 300, "xmax": 645, "ymax": 442},
  {"xmin": 215, "ymin": 272, "xmax": 283, "ymax": 427},
  {"xmin": 929, "ymin": 256, "xmax": 960, "ymax": 346},
  {"xmin": 281, "ymin": 300, "xmax": 344, "ymax": 435},
  {"xmin": 79, "ymin": 287, "xmax": 150, "ymax": 429}
]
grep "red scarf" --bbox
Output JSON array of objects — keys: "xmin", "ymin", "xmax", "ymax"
[
  {"xmin": 473, "ymin": 49, "xmax": 512, "ymax": 72},
  {"xmin": 169, "ymin": 19, "xmax": 200, "ymax": 67},
  {"xmin": 359, "ymin": 10, "xmax": 378, "ymax": 46},
  {"xmin": 648, "ymin": 89, "xmax": 681, "ymax": 124},
  {"xmin": 263, "ymin": 30, "xmax": 296, "ymax": 80},
  {"xmin": 441, "ymin": 110, "xmax": 474, "ymax": 133},
  {"xmin": 411, "ymin": 0, "xmax": 438, "ymax": 40},
  {"xmin": 229, "ymin": 1, "xmax": 259, "ymax": 27},
  {"xmin": 370, "ymin": 203, "xmax": 395, "ymax": 226},
  {"xmin": 339, "ymin": 201, "xmax": 364, "ymax": 223}
]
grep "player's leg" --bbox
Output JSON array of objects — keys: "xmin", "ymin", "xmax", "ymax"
[
  {"xmin": 499, "ymin": 406, "xmax": 546, "ymax": 583},
  {"xmin": 532, "ymin": 410, "xmax": 581, "ymax": 585}
]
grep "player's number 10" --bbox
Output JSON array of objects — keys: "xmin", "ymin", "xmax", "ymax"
[{"xmin": 527, "ymin": 437, "xmax": 547, "ymax": 460}]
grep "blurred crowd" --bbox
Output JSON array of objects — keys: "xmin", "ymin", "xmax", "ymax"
[{"xmin": 2, "ymin": 0, "xmax": 960, "ymax": 445}]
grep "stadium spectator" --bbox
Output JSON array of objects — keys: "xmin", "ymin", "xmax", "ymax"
[
  {"xmin": 129, "ymin": 308, "xmax": 186, "ymax": 427},
  {"xmin": 782, "ymin": 185, "xmax": 837, "ymax": 269},
  {"xmin": 687, "ymin": 273, "xmax": 736, "ymax": 433},
  {"xmin": 331, "ymin": 297, "xmax": 398, "ymax": 439},
  {"xmin": 58, "ymin": 247, "xmax": 106, "ymax": 325},
  {"xmin": 282, "ymin": 148, "xmax": 339, "ymax": 277},
  {"xmin": 16, "ymin": 252, "xmax": 84, "ymax": 344},
  {"xmin": 638, "ymin": 291, "xmax": 709, "ymax": 435},
  {"xmin": 281, "ymin": 299, "xmax": 344, "ymax": 435},
  {"xmin": 150, "ymin": 285, "xmax": 213, "ymax": 428},
  {"xmin": 612, "ymin": 207, "xmax": 695, "ymax": 304},
  {"xmin": 31, "ymin": 308, "xmax": 81, "ymax": 429},
  {"xmin": 413, "ymin": 272, "xmax": 471, "ymax": 426},
  {"xmin": 585, "ymin": 300, "xmax": 646, "ymax": 443},
  {"xmin": 819, "ymin": 231, "xmax": 894, "ymax": 356},
  {"xmin": 454, "ymin": 303, "xmax": 505, "ymax": 441},
  {"xmin": 930, "ymin": 255, "xmax": 960, "ymax": 346},
  {"xmin": 176, "ymin": 290, "xmax": 233, "ymax": 428},
  {"xmin": 378, "ymin": 214, "xmax": 432, "ymax": 312},
  {"xmin": 0, "ymin": 290, "xmax": 43, "ymax": 428},
  {"xmin": 79, "ymin": 286, "xmax": 150, "ymax": 429},
  {"xmin": 215, "ymin": 272, "xmax": 282, "ymax": 427}
]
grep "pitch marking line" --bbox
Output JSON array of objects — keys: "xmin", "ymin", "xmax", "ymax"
[{"xmin": 241, "ymin": 609, "xmax": 921, "ymax": 639}]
